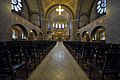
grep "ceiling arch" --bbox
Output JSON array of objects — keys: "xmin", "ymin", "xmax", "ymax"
[
  {"xmin": 48, "ymin": 0, "xmax": 73, "ymax": 4},
  {"xmin": 79, "ymin": 0, "xmax": 96, "ymax": 19},
  {"xmin": 25, "ymin": 0, "xmax": 39, "ymax": 13},
  {"xmin": 22, "ymin": 0, "xmax": 99, "ymax": 29},
  {"xmin": 45, "ymin": 4, "xmax": 74, "ymax": 19},
  {"xmin": 42, "ymin": 0, "xmax": 79, "ymax": 17},
  {"xmin": 24, "ymin": 0, "xmax": 97, "ymax": 21}
]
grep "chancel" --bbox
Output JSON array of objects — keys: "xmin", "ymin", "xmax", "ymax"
[{"xmin": 0, "ymin": 0, "xmax": 120, "ymax": 80}]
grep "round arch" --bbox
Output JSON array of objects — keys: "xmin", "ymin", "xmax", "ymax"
[
  {"xmin": 11, "ymin": 24, "xmax": 28, "ymax": 40},
  {"xmin": 91, "ymin": 26, "xmax": 106, "ymax": 42},
  {"xmin": 30, "ymin": 13, "xmax": 40, "ymax": 26},
  {"xmin": 79, "ymin": 14, "xmax": 89, "ymax": 28},
  {"xmin": 76, "ymin": 33, "xmax": 81, "ymax": 41},
  {"xmin": 45, "ymin": 4, "xmax": 74, "ymax": 18},
  {"xmin": 29, "ymin": 29, "xmax": 37, "ymax": 40},
  {"xmin": 38, "ymin": 32, "xmax": 43, "ymax": 40},
  {"xmin": 82, "ymin": 31, "xmax": 90, "ymax": 42},
  {"xmin": 79, "ymin": 14, "xmax": 89, "ymax": 19}
]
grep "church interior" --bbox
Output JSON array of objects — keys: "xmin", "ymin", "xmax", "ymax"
[{"xmin": 0, "ymin": 0, "xmax": 120, "ymax": 80}]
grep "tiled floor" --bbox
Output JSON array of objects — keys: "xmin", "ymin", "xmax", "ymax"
[{"xmin": 28, "ymin": 42, "xmax": 89, "ymax": 80}]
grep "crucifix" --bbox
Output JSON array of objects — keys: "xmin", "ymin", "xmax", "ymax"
[{"xmin": 56, "ymin": 5, "xmax": 64, "ymax": 15}]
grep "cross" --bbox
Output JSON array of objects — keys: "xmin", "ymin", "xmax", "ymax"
[{"xmin": 56, "ymin": 6, "xmax": 64, "ymax": 15}]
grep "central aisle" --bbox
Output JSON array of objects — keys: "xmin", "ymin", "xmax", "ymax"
[{"xmin": 28, "ymin": 42, "xmax": 89, "ymax": 80}]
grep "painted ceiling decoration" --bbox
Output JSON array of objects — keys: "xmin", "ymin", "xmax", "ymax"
[
  {"xmin": 43, "ymin": 0, "xmax": 78, "ymax": 16},
  {"xmin": 13, "ymin": 0, "xmax": 99, "ymax": 25},
  {"xmin": 45, "ymin": 4, "xmax": 74, "ymax": 19},
  {"xmin": 24, "ymin": 0, "xmax": 97, "ymax": 21}
]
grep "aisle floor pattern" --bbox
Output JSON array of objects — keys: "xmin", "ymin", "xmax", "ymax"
[{"xmin": 28, "ymin": 42, "xmax": 89, "ymax": 80}]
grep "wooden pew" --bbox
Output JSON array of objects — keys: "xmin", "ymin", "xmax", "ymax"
[
  {"xmin": 89, "ymin": 44, "xmax": 120, "ymax": 80},
  {"xmin": 63, "ymin": 41, "xmax": 120, "ymax": 80},
  {"xmin": 0, "ymin": 42, "xmax": 28, "ymax": 80},
  {"xmin": 0, "ymin": 40, "xmax": 56, "ymax": 79}
]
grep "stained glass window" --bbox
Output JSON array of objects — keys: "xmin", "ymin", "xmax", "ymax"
[
  {"xmin": 97, "ymin": 0, "xmax": 106, "ymax": 14},
  {"xmin": 11, "ymin": 0, "xmax": 22, "ymax": 12}
]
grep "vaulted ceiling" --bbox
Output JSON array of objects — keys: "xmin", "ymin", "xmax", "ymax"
[
  {"xmin": 79, "ymin": 0, "xmax": 96, "ymax": 18},
  {"xmin": 25, "ymin": 0, "xmax": 39, "ymax": 13},
  {"xmin": 25, "ymin": 0, "xmax": 97, "ymax": 21},
  {"xmin": 42, "ymin": 0, "xmax": 78, "ymax": 16}
]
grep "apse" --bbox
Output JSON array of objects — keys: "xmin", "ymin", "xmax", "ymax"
[{"xmin": 45, "ymin": 5, "xmax": 73, "ymax": 41}]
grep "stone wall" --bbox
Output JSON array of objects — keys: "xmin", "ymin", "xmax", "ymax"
[
  {"xmin": 0, "ymin": 0, "xmax": 42, "ymax": 41},
  {"xmin": 20, "ymin": 0, "xmax": 29, "ymax": 20},
  {"xmin": 78, "ymin": 0, "xmax": 120, "ymax": 44}
]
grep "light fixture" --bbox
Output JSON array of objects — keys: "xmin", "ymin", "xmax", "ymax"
[{"xmin": 30, "ymin": 30, "xmax": 33, "ymax": 33}]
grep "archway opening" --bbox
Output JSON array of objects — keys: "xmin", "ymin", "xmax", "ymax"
[
  {"xmin": 76, "ymin": 33, "xmax": 81, "ymax": 41},
  {"xmin": 82, "ymin": 31, "xmax": 90, "ymax": 42},
  {"xmin": 46, "ymin": 4, "xmax": 73, "ymax": 41},
  {"xmin": 11, "ymin": 24, "xmax": 28, "ymax": 40},
  {"xmin": 29, "ymin": 29, "xmax": 37, "ymax": 40},
  {"xmin": 79, "ymin": 14, "xmax": 89, "ymax": 28},
  {"xmin": 39, "ymin": 32, "xmax": 43, "ymax": 40},
  {"xmin": 91, "ymin": 26, "xmax": 106, "ymax": 42}
]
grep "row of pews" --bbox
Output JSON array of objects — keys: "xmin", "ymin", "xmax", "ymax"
[
  {"xmin": 0, "ymin": 40, "xmax": 56, "ymax": 80},
  {"xmin": 63, "ymin": 41, "xmax": 120, "ymax": 80}
]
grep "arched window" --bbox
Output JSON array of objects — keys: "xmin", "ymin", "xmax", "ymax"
[
  {"xmin": 12, "ymin": 24, "xmax": 28, "ymax": 40},
  {"xmin": 59, "ymin": 24, "xmax": 61, "ymax": 29},
  {"xmin": 65, "ymin": 24, "xmax": 67, "ymax": 28},
  {"xmin": 100, "ymin": 32, "xmax": 105, "ymax": 40},
  {"xmin": 12, "ymin": 30, "xmax": 18, "ymax": 39},
  {"xmin": 53, "ymin": 23, "xmax": 55, "ymax": 28},
  {"xmin": 92, "ymin": 34, "xmax": 97, "ymax": 40},
  {"xmin": 56, "ymin": 24, "xmax": 58, "ymax": 28},
  {"xmin": 91, "ymin": 26, "xmax": 106, "ymax": 42},
  {"xmin": 29, "ymin": 29, "xmax": 37, "ymax": 40},
  {"xmin": 82, "ymin": 31, "xmax": 90, "ymax": 42},
  {"xmin": 62, "ymin": 24, "xmax": 64, "ymax": 28}
]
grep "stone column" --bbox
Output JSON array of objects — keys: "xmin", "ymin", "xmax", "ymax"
[
  {"xmin": 41, "ymin": 18, "xmax": 48, "ymax": 40},
  {"xmin": 71, "ymin": 19, "xmax": 79, "ymax": 41}
]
